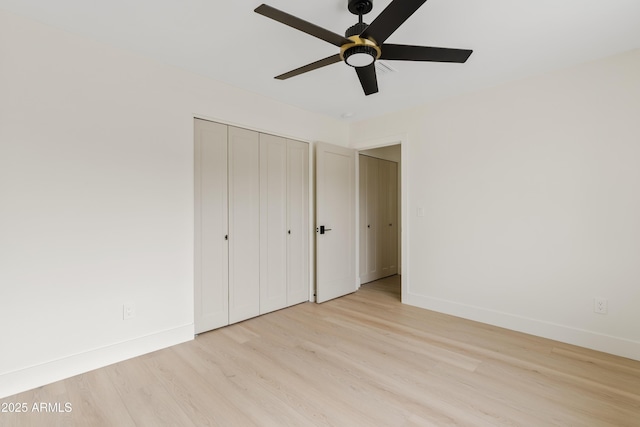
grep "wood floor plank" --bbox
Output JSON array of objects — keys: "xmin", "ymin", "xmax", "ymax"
[
  {"xmin": 194, "ymin": 331, "xmax": 338, "ymax": 427},
  {"xmin": 140, "ymin": 346, "xmax": 257, "ymax": 426},
  {"xmin": 170, "ymin": 340, "xmax": 282, "ymax": 426},
  {"xmin": 104, "ymin": 356, "xmax": 196, "ymax": 426},
  {"xmin": 62, "ymin": 370, "xmax": 136, "ymax": 427},
  {"xmin": 2, "ymin": 275, "xmax": 639, "ymax": 426},
  {"xmin": 243, "ymin": 320, "xmax": 412, "ymax": 426}
]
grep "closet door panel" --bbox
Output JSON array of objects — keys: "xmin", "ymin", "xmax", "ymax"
[
  {"xmin": 379, "ymin": 159, "xmax": 391, "ymax": 278},
  {"xmin": 364, "ymin": 156, "xmax": 380, "ymax": 282},
  {"xmin": 379, "ymin": 159, "xmax": 398, "ymax": 278},
  {"xmin": 286, "ymin": 140, "xmax": 309, "ymax": 305},
  {"xmin": 259, "ymin": 134, "xmax": 288, "ymax": 314},
  {"xmin": 387, "ymin": 161, "xmax": 398, "ymax": 275},
  {"xmin": 228, "ymin": 127, "xmax": 261, "ymax": 324},
  {"xmin": 359, "ymin": 156, "xmax": 367, "ymax": 279},
  {"xmin": 194, "ymin": 119, "xmax": 229, "ymax": 333}
]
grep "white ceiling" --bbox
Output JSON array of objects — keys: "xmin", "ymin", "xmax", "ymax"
[{"xmin": 2, "ymin": 0, "xmax": 639, "ymax": 122}]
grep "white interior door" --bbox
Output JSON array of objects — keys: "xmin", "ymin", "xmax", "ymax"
[{"xmin": 316, "ymin": 142, "xmax": 356, "ymax": 303}]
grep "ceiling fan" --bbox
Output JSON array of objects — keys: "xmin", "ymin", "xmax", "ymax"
[{"xmin": 255, "ymin": 0, "xmax": 473, "ymax": 96}]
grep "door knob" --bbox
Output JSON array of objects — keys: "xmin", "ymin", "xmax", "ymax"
[{"xmin": 318, "ymin": 225, "xmax": 332, "ymax": 234}]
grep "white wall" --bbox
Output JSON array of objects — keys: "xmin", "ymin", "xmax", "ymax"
[
  {"xmin": 0, "ymin": 9, "xmax": 348, "ymax": 398},
  {"xmin": 351, "ymin": 49, "xmax": 640, "ymax": 360}
]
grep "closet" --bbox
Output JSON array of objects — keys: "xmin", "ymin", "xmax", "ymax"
[
  {"xmin": 359, "ymin": 154, "xmax": 398, "ymax": 284},
  {"xmin": 194, "ymin": 119, "xmax": 309, "ymax": 334}
]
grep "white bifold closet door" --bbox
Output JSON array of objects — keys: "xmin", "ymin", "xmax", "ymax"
[
  {"xmin": 195, "ymin": 119, "xmax": 310, "ymax": 334},
  {"xmin": 195, "ymin": 122, "xmax": 261, "ymax": 330},
  {"xmin": 228, "ymin": 126, "xmax": 261, "ymax": 324},
  {"xmin": 194, "ymin": 120, "xmax": 229, "ymax": 333},
  {"xmin": 260, "ymin": 134, "xmax": 309, "ymax": 314}
]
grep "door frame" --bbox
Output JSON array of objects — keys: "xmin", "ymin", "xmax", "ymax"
[{"xmin": 352, "ymin": 133, "xmax": 408, "ymax": 302}]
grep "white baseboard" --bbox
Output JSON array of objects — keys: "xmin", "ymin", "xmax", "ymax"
[
  {"xmin": 404, "ymin": 292, "xmax": 640, "ymax": 362},
  {"xmin": 0, "ymin": 324, "xmax": 194, "ymax": 399}
]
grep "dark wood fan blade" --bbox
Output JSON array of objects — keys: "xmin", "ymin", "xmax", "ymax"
[
  {"xmin": 380, "ymin": 44, "xmax": 472, "ymax": 63},
  {"xmin": 360, "ymin": 0, "xmax": 428, "ymax": 45},
  {"xmin": 275, "ymin": 54, "xmax": 342, "ymax": 80},
  {"xmin": 255, "ymin": 4, "xmax": 351, "ymax": 47},
  {"xmin": 355, "ymin": 64, "xmax": 379, "ymax": 96}
]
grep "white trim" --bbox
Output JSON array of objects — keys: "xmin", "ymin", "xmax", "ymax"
[
  {"xmin": 404, "ymin": 292, "xmax": 640, "ymax": 361},
  {"xmin": 193, "ymin": 113, "xmax": 314, "ymax": 145},
  {"xmin": 355, "ymin": 152, "xmax": 360, "ymax": 289},
  {"xmin": 0, "ymin": 325, "xmax": 194, "ymax": 399},
  {"xmin": 309, "ymin": 139, "xmax": 316, "ymax": 302}
]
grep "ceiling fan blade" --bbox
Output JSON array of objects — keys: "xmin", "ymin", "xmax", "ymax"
[
  {"xmin": 275, "ymin": 54, "xmax": 342, "ymax": 80},
  {"xmin": 255, "ymin": 4, "xmax": 351, "ymax": 47},
  {"xmin": 355, "ymin": 64, "xmax": 379, "ymax": 96},
  {"xmin": 360, "ymin": 0, "xmax": 428, "ymax": 45},
  {"xmin": 381, "ymin": 44, "xmax": 472, "ymax": 63}
]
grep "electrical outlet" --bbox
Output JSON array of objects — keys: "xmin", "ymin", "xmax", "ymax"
[
  {"xmin": 594, "ymin": 298, "xmax": 607, "ymax": 315},
  {"xmin": 123, "ymin": 303, "xmax": 136, "ymax": 320}
]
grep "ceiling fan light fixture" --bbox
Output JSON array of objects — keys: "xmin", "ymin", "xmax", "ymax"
[
  {"xmin": 344, "ymin": 45, "xmax": 376, "ymax": 67},
  {"xmin": 340, "ymin": 35, "xmax": 381, "ymax": 68}
]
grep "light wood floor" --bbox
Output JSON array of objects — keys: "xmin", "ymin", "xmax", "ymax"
[{"xmin": 2, "ymin": 275, "xmax": 640, "ymax": 426}]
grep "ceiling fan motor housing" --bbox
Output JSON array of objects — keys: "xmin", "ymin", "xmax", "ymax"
[{"xmin": 345, "ymin": 22, "xmax": 368, "ymax": 38}]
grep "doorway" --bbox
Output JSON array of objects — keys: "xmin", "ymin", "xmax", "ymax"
[{"xmin": 358, "ymin": 144, "xmax": 402, "ymax": 295}]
